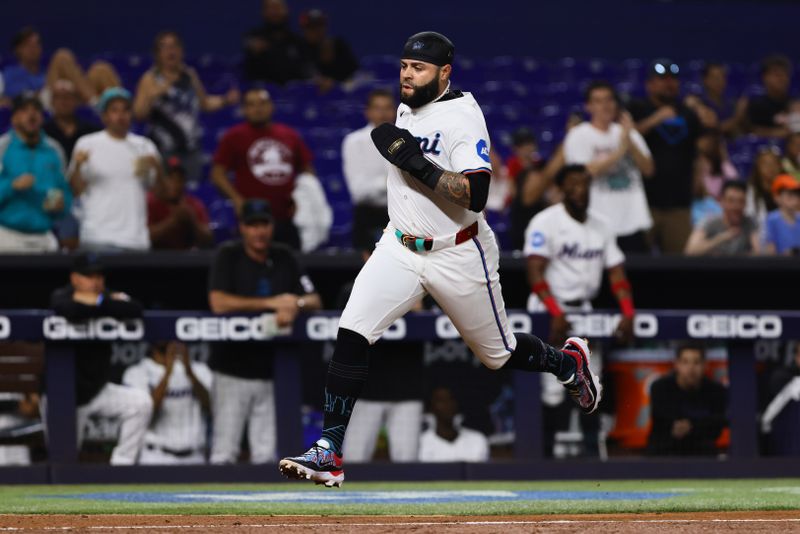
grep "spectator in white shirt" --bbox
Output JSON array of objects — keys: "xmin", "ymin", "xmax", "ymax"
[
  {"xmin": 341, "ymin": 89, "xmax": 395, "ymax": 254},
  {"xmin": 418, "ymin": 386, "xmax": 489, "ymax": 463},
  {"xmin": 564, "ymin": 81, "xmax": 655, "ymax": 253},
  {"xmin": 70, "ymin": 87, "xmax": 162, "ymax": 251}
]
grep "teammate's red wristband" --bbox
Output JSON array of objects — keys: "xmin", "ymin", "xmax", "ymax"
[
  {"xmin": 542, "ymin": 295, "xmax": 563, "ymax": 318},
  {"xmin": 532, "ymin": 281, "xmax": 550, "ymax": 294},
  {"xmin": 611, "ymin": 279, "xmax": 631, "ymax": 294},
  {"xmin": 619, "ymin": 296, "xmax": 635, "ymax": 318}
]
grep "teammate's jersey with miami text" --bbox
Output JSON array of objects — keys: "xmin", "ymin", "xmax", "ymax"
[
  {"xmin": 523, "ymin": 203, "xmax": 625, "ymax": 302},
  {"xmin": 388, "ymin": 91, "xmax": 492, "ymax": 237},
  {"xmin": 122, "ymin": 358, "xmax": 212, "ymax": 451}
]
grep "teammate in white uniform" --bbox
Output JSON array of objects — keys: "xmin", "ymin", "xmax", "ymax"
[
  {"xmin": 524, "ymin": 164, "xmax": 636, "ymax": 344},
  {"xmin": 279, "ymin": 31, "xmax": 602, "ymax": 487},
  {"xmin": 524, "ymin": 164, "xmax": 637, "ymax": 457},
  {"xmin": 122, "ymin": 341, "xmax": 212, "ymax": 465}
]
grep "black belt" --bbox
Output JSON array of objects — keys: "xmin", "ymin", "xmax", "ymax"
[
  {"xmin": 146, "ymin": 443, "xmax": 199, "ymax": 458},
  {"xmin": 563, "ymin": 299, "xmax": 588, "ymax": 308}
]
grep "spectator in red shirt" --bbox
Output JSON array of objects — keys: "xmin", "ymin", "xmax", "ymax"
[
  {"xmin": 211, "ymin": 86, "xmax": 314, "ymax": 249},
  {"xmin": 148, "ymin": 156, "xmax": 213, "ymax": 250}
]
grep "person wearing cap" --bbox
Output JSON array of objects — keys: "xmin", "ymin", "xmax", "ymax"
[
  {"xmin": 745, "ymin": 55, "xmax": 794, "ymax": 139},
  {"xmin": 147, "ymin": 156, "xmax": 213, "ymax": 250},
  {"xmin": 70, "ymin": 87, "xmax": 162, "ymax": 251},
  {"xmin": 629, "ymin": 59, "xmax": 702, "ymax": 254},
  {"xmin": 243, "ymin": 0, "xmax": 312, "ymax": 85},
  {"xmin": 763, "ymin": 174, "xmax": 800, "ymax": 255},
  {"xmin": 298, "ymin": 9, "xmax": 358, "ymax": 89},
  {"xmin": 684, "ymin": 181, "xmax": 759, "ymax": 256},
  {"xmin": 211, "ymin": 86, "xmax": 315, "ymax": 250},
  {"xmin": 43, "ymin": 80, "xmax": 101, "ymax": 163},
  {"xmin": 342, "ymin": 88, "xmax": 396, "ymax": 254},
  {"xmin": 0, "ymin": 93, "xmax": 71, "ymax": 252},
  {"xmin": 50, "ymin": 253, "xmax": 152, "ymax": 465},
  {"xmin": 207, "ymin": 198, "xmax": 321, "ymax": 464},
  {"xmin": 564, "ymin": 80, "xmax": 654, "ymax": 253},
  {"xmin": 133, "ymin": 30, "xmax": 240, "ymax": 182}
]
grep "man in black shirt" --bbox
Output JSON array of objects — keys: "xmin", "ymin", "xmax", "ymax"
[
  {"xmin": 50, "ymin": 253, "xmax": 152, "ymax": 464},
  {"xmin": 243, "ymin": 0, "xmax": 312, "ymax": 84},
  {"xmin": 628, "ymin": 59, "xmax": 701, "ymax": 255},
  {"xmin": 208, "ymin": 198, "xmax": 321, "ymax": 464},
  {"xmin": 42, "ymin": 79, "xmax": 99, "ymax": 163},
  {"xmin": 745, "ymin": 55, "xmax": 793, "ymax": 139},
  {"xmin": 647, "ymin": 343, "xmax": 727, "ymax": 456}
]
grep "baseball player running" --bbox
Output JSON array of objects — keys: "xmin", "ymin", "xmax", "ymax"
[{"xmin": 279, "ymin": 31, "xmax": 601, "ymax": 487}]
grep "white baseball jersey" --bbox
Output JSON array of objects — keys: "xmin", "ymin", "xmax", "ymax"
[
  {"xmin": 122, "ymin": 358, "xmax": 212, "ymax": 452},
  {"xmin": 523, "ymin": 203, "xmax": 625, "ymax": 303},
  {"xmin": 564, "ymin": 122, "xmax": 652, "ymax": 237},
  {"xmin": 388, "ymin": 91, "xmax": 492, "ymax": 237},
  {"xmin": 339, "ymin": 88, "xmax": 516, "ymax": 366}
]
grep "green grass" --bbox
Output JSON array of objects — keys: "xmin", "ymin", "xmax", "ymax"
[{"xmin": 0, "ymin": 479, "xmax": 798, "ymax": 516}]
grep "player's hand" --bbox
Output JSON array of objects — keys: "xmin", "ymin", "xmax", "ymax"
[
  {"xmin": 73, "ymin": 291, "xmax": 101, "ymax": 306},
  {"xmin": 671, "ymin": 419, "xmax": 692, "ymax": 439},
  {"xmin": 74, "ymin": 151, "xmax": 90, "ymax": 166},
  {"xmin": 371, "ymin": 123, "xmax": 421, "ymax": 169},
  {"xmin": 548, "ymin": 315, "xmax": 571, "ymax": 346},
  {"xmin": 654, "ymin": 106, "xmax": 677, "ymax": 124},
  {"xmin": 615, "ymin": 315, "xmax": 634, "ymax": 344},
  {"xmin": 168, "ymin": 341, "xmax": 190, "ymax": 369},
  {"xmin": 371, "ymin": 123, "xmax": 442, "ymax": 188},
  {"xmin": 12, "ymin": 174, "xmax": 35, "ymax": 191}
]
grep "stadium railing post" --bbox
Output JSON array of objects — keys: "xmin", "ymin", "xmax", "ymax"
[
  {"xmin": 728, "ymin": 341, "xmax": 758, "ymax": 458},
  {"xmin": 514, "ymin": 370, "xmax": 543, "ymax": 459},
  {"xmin": 274, "ymin": 345, "xmax": 304, "ymax": 457},
  {"xmin": 44, "ymin": 343, "xmax": 78, "ymax": 464}
]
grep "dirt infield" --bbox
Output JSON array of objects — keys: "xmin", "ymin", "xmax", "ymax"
[{"xmin": 1, "ymin": 511, "xmax": 799, "ymax": 533}]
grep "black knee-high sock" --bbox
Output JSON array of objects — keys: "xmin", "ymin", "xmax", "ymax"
[
  {"xmin": 320, "ymin": 328, "xmax": 370, "ymax": 454},
  {"xmin": 502, "ymin": 333, "xmax": 576, "ymax": 381}
]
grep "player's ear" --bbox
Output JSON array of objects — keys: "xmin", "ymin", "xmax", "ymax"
[{"xmin": 440, "ymin": 64, "xmax": 452, "ymax": 81}]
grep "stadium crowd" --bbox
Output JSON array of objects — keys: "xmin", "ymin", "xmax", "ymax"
[
  {"xmin": 1, "ymin": 2, "xmax": 800, "ymax": 256},
  {"xmin": 2, "ymin": 0, "xmax": 800, "ymax": 465}
]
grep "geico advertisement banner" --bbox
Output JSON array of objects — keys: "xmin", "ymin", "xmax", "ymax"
[
  {"xmin": 0, "ymin": 311, "xmax": 791, "ymax": 342},
  {"xmin": 43, "ymin": 316, "xmax": 144, "ymax": 340},
  {"xmin": 175, "ymin": 314, "xmax": 290, "ymax": 341}
]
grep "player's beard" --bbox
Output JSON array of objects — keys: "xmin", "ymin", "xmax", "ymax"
[{"xmin": 400, "ymin": 73, "xmax": 442, "ymax": 109}]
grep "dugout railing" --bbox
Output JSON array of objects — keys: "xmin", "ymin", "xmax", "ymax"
[{"xmin": 0, "ymin": 309, "xmax": 798, "ymax": 483}]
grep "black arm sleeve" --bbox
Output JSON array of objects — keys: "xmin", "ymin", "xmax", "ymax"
[
  {"xmin": 467, "ymin": 171, "xmax": 491, "ymax": 213},
  {"xmin": 208, "ymin": 245, "xmax": 235, "ymax": 293}
]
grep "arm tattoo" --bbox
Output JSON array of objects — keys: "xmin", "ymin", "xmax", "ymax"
[{"xmin": 433, "ymin": 171, "xmax": 471, "ymax": 208}]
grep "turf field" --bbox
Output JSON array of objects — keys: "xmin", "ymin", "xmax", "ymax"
[{"xmin": 1, "ymin": 479, "xmax": 799, "ymax": 516}]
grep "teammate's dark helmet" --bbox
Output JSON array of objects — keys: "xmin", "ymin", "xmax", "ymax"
[{"xmin": 402, "ymin": 31, "xmax": 454, "ymax": 66}]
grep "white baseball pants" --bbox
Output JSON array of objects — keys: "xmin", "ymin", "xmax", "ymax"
[
  {"xmin": 342, "ymin": 399, "xmax": 424, "ymax": 462},
  {"xmin": 77, "ymin": 383, "xmax": 153, "ymax": 465},
  {"xmin": 339, "ymin": 219, "xmax": 515, "ymax": 369},
  {"xmin": 209, "ymin": 372, "xmax": 276, "ymax": 464}
]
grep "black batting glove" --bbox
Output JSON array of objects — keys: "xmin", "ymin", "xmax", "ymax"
[{"xmin": 371, "ymin": 123, "xmax": 442, "ymax": 189}]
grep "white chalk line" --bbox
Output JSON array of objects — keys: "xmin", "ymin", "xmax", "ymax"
[{"xmin": 1, "ymin": 517, "xmax": 800, "ymax": 530}]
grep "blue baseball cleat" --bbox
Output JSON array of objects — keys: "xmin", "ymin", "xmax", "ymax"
[{"xmin": 279, "ymin": 441, "xmax": 345, "ymax": 488}]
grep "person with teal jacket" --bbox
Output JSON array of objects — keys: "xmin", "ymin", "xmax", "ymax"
[{"xmin": 0, "ymin": 93, "xmax": 71, "ymax": 252}]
